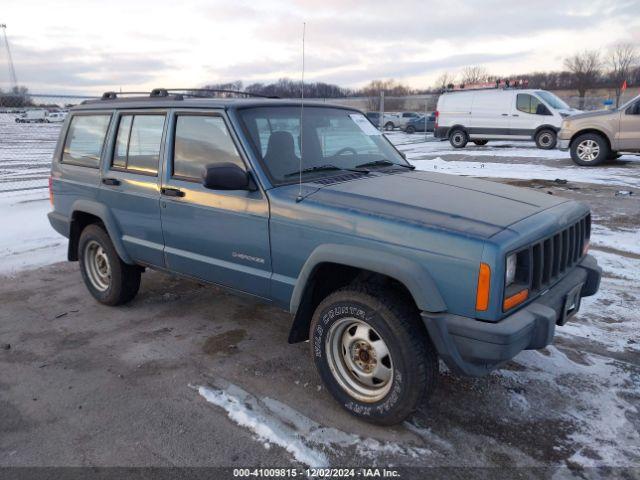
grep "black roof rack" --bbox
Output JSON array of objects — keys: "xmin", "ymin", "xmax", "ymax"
[
  {"xmin": 169, "ymin": 88, "xmax": 280, "ymax": 99},
  {"xmin": 86, "ymin": 88, "xmax": 279, "ymax": 104}
]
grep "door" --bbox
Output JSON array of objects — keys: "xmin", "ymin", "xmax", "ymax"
[
  {"xmin": 510, "ymin": 93, "xmax": 554, "ymax": 138},
  {"xmin": 160, "ymin": 111, "xmax": 271, "ymax": 298},
  {"xmin": 470, "ymin": 91, "xmax": 513, "ymax": 137},
  {"xmin": 99, "ymin": 111, "xmax": 166, "ymax": 267},
  {"xmin": 619, "ymin": 100, "xmax": 640, "ymax": 151}
]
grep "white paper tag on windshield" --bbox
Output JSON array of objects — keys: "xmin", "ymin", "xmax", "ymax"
[{"xmin": 349, "ymin": 114, "xmax": 382, "ymax": 136}]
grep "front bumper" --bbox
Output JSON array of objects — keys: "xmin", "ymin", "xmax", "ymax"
[
  {"xmin": 557, "ymin": 138, "xmax": 571, "ymax": 151},
  {"xmin": 421, "ymin": 255, "xmax": 601, "ymax": 376}
]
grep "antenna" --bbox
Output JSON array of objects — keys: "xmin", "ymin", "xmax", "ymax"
[
  {"xmin": 296, "ymin": 22, "xmax": 306, "ymax": 203},
  {"xmin": 1, "ymin": 24, "xmax": 18, "ymax": 90}
]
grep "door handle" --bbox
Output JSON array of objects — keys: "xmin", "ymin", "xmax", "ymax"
[
  {"xmin": 102, "ymin": 178, "xmax": 120, "ymax": 186},
  {"xmin": 161, "ymin": 187, "xmax": 185, "ymax": 198},
  {"xmin": 512, "ymin": 114, "xmax": 519, "ymax": 117},
  {"xmin": 502, "ymin": 113, "xmax": 509, "ymax": 116}
]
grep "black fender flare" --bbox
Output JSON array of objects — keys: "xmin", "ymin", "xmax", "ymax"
[
  {"xmin": 533, "ymin": 124, "xmax": 559, "ymax": 140},
  {"xmin": 446, "ymin": 124, "xmax": 468, "ymax": 138},
  {"xmin": 69, "ymin": 199, "xmax": 134, "ymax": 264},
  {"xmin": 289, "ymin": 244, "xmax": 447, "ymax": 315}
]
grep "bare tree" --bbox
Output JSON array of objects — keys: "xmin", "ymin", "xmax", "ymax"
[
  {"xmin": 608, "ymin": 43, "xmax": 638, "ymax": 107},
  {"xmin": 564, "ymin": 50, "xmax": 602, "ymax": 109},
  {"xmin": 433, "ymin": 72, "xmax": 456, "ymax": 91},
  {"xmin": 360, "ymin": 79, "xmax": 412, "ymax": 110},
  {"xmin": 460, "ymin": 66, "xmax": 489, "ymax": 86}
]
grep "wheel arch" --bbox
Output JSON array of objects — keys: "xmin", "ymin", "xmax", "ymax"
[
  {"xmin": 570, "ymin": 128, "xmax": 612, "ymax": 150},
  {"xmin": 68, "ymin": 200, "xmax": 133, "ymax": 264},
  {"xmin": 447, "ymin": 124, "xmax": 468, "ymax": 138},
  {"xmin": 533, "ymin": 124, "xmax": 559, "ymax": 138},
  {"xmin": 287, "ymin": 244, "xmax": 447, "ymax": 343}
]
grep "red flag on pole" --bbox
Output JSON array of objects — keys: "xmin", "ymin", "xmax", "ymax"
[{"xmin": 621, "ymin": 80, "xmax": 628, "ymax": 92}]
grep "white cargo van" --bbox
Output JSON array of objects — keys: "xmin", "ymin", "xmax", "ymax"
[
  {"xmin": 434, "ymin": 88, "xmax": 578, "ymax": 149},
  {"xmin": 15, "ymin": 109, "xmax": 47, "ymax": 123}
]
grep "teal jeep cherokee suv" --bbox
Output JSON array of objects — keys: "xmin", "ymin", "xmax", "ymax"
[{"xmin": 48, "ymin": 89, "xmax": 601, "ymax": 425}]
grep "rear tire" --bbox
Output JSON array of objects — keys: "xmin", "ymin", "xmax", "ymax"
[
  {"xmin": 570, "ymin": 133, "xmax": 609, "ymax": 166},
  {"xmin": 449, "ymin": 128, "xmax": 468, "ymax": 148},
  {"xmin": 473, "ymin": 140, "xmax": 489, "ymax": 146},
  {"xmin": 78, "ymin": 224, "xmax": 141, "ymax": 305},
  {"xmin": 310, "ymin": 284, "xmax": 439, "ymax": 425},
  {"xmin": 535, "ymin": 129, "xmax": 557, "ymax": 149}
]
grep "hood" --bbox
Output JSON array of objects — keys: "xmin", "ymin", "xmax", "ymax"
[
  {"xmin": 299, "ymin": 170, "xmax": 568, "ymax": 239},
  {"xmin": 558, "ymin": 108, "xmax": 581, "ymax": 117},
  {"xmin": 564, "ymin": 109, "xmax": 615, "ymax": 121}
]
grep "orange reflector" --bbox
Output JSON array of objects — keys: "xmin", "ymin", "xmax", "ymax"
[
  {"xmin": 583, "ymin": 240, "xmax": 590, "ymax": 255},
  {"xmin": 475, "ymin": 263, "xmax": 491, "ymax": 311},
  {"xmin": 503, "ymin": 289, "xmax": 529, "ymax": 311}
]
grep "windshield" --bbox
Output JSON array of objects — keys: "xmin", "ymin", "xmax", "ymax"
[
  {"xmin": 620, "ymin": 94, "xmax": 640, "ymax": 111},
  {"xmin": 536, "ymin": 91, "xmax": 571, "ymax": 110},
  {"xmin": 238, "ymin": 106, "xmax": 409, "ymax": 185}
]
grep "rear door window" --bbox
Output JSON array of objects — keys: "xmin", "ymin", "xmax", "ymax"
[
  {"xmin": 112, "ymin": 114, "xmax": 165, "ymax": 175},
  {"xmin": 62, "ymin": 114, "xmax": 111, "ymax": 167}
]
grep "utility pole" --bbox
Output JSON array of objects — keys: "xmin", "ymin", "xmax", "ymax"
[
  {"xmin": 379, "ymin": 90, "xmax": 385, "ymax": 131},
  {"xmin": 1, "ymin": 24, "xmax": 18, "ymax": 91}
]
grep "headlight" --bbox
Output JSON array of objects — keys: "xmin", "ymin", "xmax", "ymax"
[{"xmin": 505, "ymin": 254, "xmax": 517, "ymax": 286}]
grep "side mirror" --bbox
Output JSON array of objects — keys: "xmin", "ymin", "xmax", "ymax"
[{"xmin": 202, "ymin": 162, "xmax": 255, "ymax": 191}]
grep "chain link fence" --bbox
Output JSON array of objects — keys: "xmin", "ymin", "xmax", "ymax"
[
  {"xmin": 0, "ymin": 93, "xmax": 96, "ymax": 193},
  {"xmin": 1, "ymin": 89, "xmax": 636, "ymax": 194}
]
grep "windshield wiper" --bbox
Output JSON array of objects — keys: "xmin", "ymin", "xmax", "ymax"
[
  {"xmin": 284, "ymin": 164, "xmax": 369, "ymax": 178},
  {"xmin": 355, "ymin": 159, "xmax": 415, "ymax": 170}
]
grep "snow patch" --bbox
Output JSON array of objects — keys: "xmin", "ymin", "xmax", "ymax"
[
  {"xmin": 195, "ymin": 383, "xmax": 432, "ymax": 467},
  {"xmin": 504, "ymin": 346, "xmax": 640, "ymax": 467},
  {"xmin": 0, "ymin": 190, "xmax": 66, "ymax": 275},
  {"xmin": 409, "ymin": 156, "xmax": 640, "ymax": 189}
]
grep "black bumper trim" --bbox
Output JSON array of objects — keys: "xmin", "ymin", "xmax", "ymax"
[{"xmin": 421, "ymin": 255, "xmax": 601, "ymax": 377}]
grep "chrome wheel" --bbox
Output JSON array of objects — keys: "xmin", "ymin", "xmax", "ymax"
[
  {"xmin": 84, "ymin": 240, "xmax": 111, "ymax": 292},
  {"xmin": 577, "ymin": 139, "xmax": 600, "ymax": 162},
  {"xmin": 326, "ymin": 318, "xmax": 393, "ymax": 403}
]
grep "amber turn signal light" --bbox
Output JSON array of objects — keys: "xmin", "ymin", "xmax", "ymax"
[
  {"xmin": 503, "ymin": 288, "xmax": 529, "ymax": 311},
  {"xmin": 475, "ymin": 263, "xmax": 491, "ymax": 311}
]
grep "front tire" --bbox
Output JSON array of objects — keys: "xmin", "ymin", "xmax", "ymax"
[
  {"xmin": 570, "ymin": 133, "xmax": 609, "ymax": 166},
  {"xmin": 405, "ymin": 125, "xmax": 416, "ymax": 134},
  {"xmin": 384, "ymin": 122, "xmax": 395, "ymax": 131},
  {"xmin": 78, "ymin": 224, "xmax": 141, "ymax": 305},
  {"xmin": 535, "ymin": 129, "xmax": 557, "ymax": 149},
  {"xmin": 310, "ymin": 284, "xmax": 438, "ymax": 425},
  {"xmin": 473, "ymin": 139, "xmax": 488, "ymax": 146},
  {"xmin": 449, "ymin": 128, "xmax": 468, "ymax": 148}
]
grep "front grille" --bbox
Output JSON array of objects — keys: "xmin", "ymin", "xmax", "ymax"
[{"xmin": 523, "ymin": 214, "xmax": 590, "ymax": 293}]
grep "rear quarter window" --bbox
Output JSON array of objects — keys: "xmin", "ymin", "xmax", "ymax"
[{"xmin": 62, "ymin": 114, "xmax": 111, "ymax": 167}]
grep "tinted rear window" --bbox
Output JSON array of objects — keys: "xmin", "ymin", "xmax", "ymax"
[
  {"xmin": 111, "ymin": 114, "xmax": 165, "ymax": 175},
  {"xmin": 62, "ymin": 115, "xmax": 111, "ymax": 167}
]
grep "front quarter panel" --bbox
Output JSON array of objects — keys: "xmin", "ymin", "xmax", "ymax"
[{"xmin": 267, "ymin": 186, "xmax": 486, "ymax": 319}]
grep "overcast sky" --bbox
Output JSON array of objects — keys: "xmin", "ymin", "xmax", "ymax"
[{"xmin": 1, "ymin": 0, "xmax": 639, "ymax": 95}]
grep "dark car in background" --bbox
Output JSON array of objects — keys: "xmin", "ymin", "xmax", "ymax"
[{"xmin": 404, "ymin": 113, "xmax": 435, "ymax": 133}]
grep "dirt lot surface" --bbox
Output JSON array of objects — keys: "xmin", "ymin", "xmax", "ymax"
[{"xmin": 1, "ymin": 135, "xmax": 639, "ymax": 479}]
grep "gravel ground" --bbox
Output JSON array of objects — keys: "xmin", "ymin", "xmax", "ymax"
[{"xmin": 0, "ymin": 125, "xmax": 639, "ymax": 479}]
